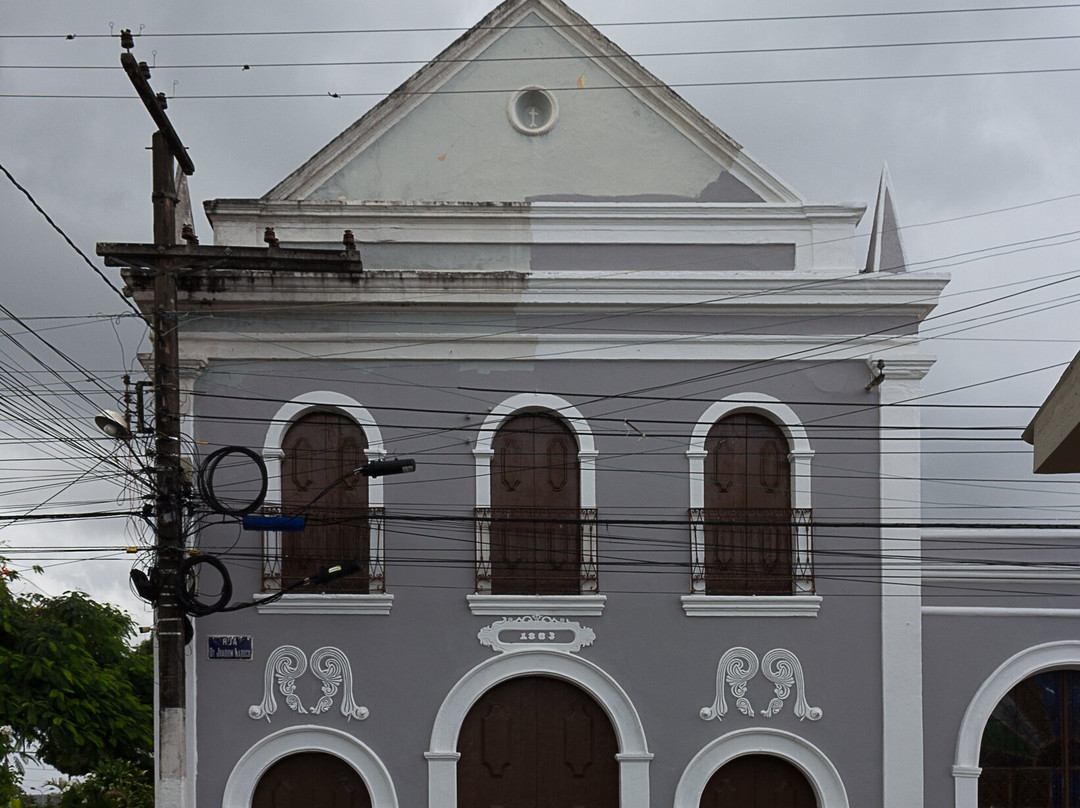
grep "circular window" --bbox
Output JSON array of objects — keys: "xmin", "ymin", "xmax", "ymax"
[{"xmin": 508, "ymin": 86, "xmax": 558, "ymax": 135}]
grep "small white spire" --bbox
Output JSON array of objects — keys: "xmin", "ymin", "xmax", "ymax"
[{"xmin": 863, "ymin": 162, "xmax": 908, "ymax": 273}]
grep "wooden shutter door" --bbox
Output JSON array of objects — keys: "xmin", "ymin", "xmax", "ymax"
[
  {"xmin": 491, "ymin": 413, "xmax": 580, "ymax": 594},
  {"xmin": 253, "ymin": 752, "xmax": 372, "ymax": 808},
  {"xmin": 699, "ymin": 754, "xmax": 816, "ymax": 808},
  {"xmin": 281, "ymin": 412, "xmax": 369, "ymax": 593},
  {"xmin": 458, "ymin": 676, "xmax": 619, "ymax": 808},
  {"xmin": 705, "ymin": 413, "xmax": 792, "ymax": 594}
]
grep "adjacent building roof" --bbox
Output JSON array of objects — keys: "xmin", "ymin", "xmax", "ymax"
[{"xmin": 1023, "ymin": 350, "xmax": 1080, "ymax": 473}]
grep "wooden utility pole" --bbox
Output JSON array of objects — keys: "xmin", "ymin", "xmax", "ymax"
[
  {"xmin": 118, "ymin": 32, "xmax": 192, "ymax": 808},
  {"xmin": 102, "ymin": 31, "xmax": 364, "ymax": 808},
  {"xmin": 150, "ymin": 129, "xmax": 187, "ymax": 808}
]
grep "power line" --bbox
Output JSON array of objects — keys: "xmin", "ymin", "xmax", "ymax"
[
  {"xmin": 9, "ymin": 33, "xmax": 1080, "ymax": 71},
  {"xmin": 0, "ymin": 160, "xmax": 140, "ymax": 314},
  {"xmin": 6, "ymin": 5, "xmax": 1080, "ymax": 39},
  {"xmin": 8, "ymin": 66, "xmax": 1080, "ymax": 101}
]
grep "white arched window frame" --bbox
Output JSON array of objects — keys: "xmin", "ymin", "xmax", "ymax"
[
  {"xmin": 683, "ymin": 393, "xmax": 819, "ymax": 617},
  {"xmin": 258, "ymin": 391, "xmax": 390, "ymax": 614},
  {"xmin": 222, "ymin": 725, "xmax": 398, "ymax": 808},
  {"xmin": 468, "ymin": 393, "xmax": 604, "ymax": 616},
  {"xmin": 673, "ymin": 728, "xmax": 849, "ymax": 808},
  {"xmin": 425, "ymin": 649, "xmax": 652, "ymax": 808},
  {"xmin": 953, "ymin": 641, "xmax": 1080, "ymax": 807}
]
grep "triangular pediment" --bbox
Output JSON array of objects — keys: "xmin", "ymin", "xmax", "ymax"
[{"xmin": 266, "ymin": 0, "xmax": 804, "ymax": 205}]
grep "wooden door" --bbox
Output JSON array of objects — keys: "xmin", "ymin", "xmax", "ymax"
[
  {"xmin": 491, "ymin": 413, "xmax": 581, "ymax": 594},
  {"xmin": 253, "ymin": 752, "xmax": 372, "ymax": 808},
  {"xmin": 700, "ymin": 754, "xmax": 816, "ymax": 808},
  {"xmin": 458, "ymin": 676, "xmax": 619, "ymax": 808},
  {"xmin": 704, "ymin": 413, "xmax": 792, "ymax": 594},
  {"xmin": 281, "ymin": 412, "xmax": 369, "ymax": 593}
]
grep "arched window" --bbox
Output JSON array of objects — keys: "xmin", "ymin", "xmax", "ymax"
[
  {"xmin": 700, "ymin": 754, "xmax": 817, "ymax": 808},
  {"xmin": 703, "ymin": 413, "xmax": 793, "ymax": 595},
  {"xmin": 979, "ymin": 669, "xmax": 1080, "ymax": 807},
  {"xmin": 490, "ymin": 412, "xmax": 581, "ymax": 595},
  {"xmin": 259, "ymin": 393, "xmax": 390, "ymax": 611},
  {"xmin": 471, "ymin": 394, "xmax": 601, "ymax": 611},
  {"xmin": 685, "ymin": 395, "xmax": 816, "ymax": 614},
  {"xmin": 281, "ymin": 412, "xmax": 370, "ymax": 593}
]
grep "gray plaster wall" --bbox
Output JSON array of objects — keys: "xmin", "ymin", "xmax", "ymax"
[
  {"xmin": 922, "ymin": 614, "xmax": 1080, "ymax": 806},
  {"xmin": 189, "ymin": 357, "xmax": 883, "ymax": 808}
]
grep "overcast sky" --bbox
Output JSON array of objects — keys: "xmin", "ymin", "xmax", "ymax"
[{"xmin": 2, "ymin": 0, "xmax": 1080, "ymax": 619}]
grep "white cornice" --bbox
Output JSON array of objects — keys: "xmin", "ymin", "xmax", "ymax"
[
  {"xmin": 127, "ymin": 268, "xmax": 949, "ymax": 311},
  {"xmin": 206, "ymin": 200, "xmax": 864, "ymax": 243},
  {"xmin": 173, "ymin": 331, "xmax": 930, "ymax": 364}
]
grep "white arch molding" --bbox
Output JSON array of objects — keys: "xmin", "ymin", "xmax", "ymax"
[
  {"xmin": 425, "ymin": 649, "xmax": 652, "ymax": 808},
  {"xmin": 683, "ymin": 393, "xmax": 818, "ymax": 615},
  {"xmin": 470, "ymin": 393, "xmax": 604, "ymax": 613},
  {"xmin": 222, "ymin": 725, "xmax": 398, "ymax": 808},
  {"xmin": 673, "ymin": 728, "xmax": 849, "ymax": 808},
  {"xmin": 259, "ymin": 391, "xmax": 392, "ymax": 613},
  {"xmin": 953, "ymin": 641, "xmax": 1080, "ymax": 807}
]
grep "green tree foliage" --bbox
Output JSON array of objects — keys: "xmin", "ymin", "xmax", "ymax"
[
  {"xmin": 0, "ymin": 576, "xmax": 152, "ymax": 802},
  {"xmin": 51, "ymin": 758, "xmax": 154, "ymax": 808}
]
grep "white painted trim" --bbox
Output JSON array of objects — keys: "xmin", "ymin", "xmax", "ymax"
[
  {"xmin": 877, "ymin": 373, "xmax": 926, "ymax": 808},
  {"xmin": 186, "ymin": 621, "xmax": 197, "ymax": 808},
  {"xmin": 254, "ymin": 593, "xmax": 394, "ymax": 615},
  {"xmin": 467, "ymin": 594, "xmax": 606, "ymax": 616},
  {"xmin": 179, "ymin": 332, "xmax": 932, "ymax": 365},
  {"xmin": 953, "ymin": 641, "xmax": 1080, "ymax": 808},
  {"xmin": 681, "ymin": 595, "xmax": 821, "ymax": 617},
  {"xmin": 262, "ymin": 391, "xmax": 386, "ymax": 469},
  {"xmin": 474, "ymin": 393, "xmax": 597, "ymax": 478},
  {"xmin": 673, "ymin": 728, "xmax": 849, "ymax": 808},
  {"xmin": 686, "ymin": 393, "xmax": 814, "ymax": 596},
  {"xmin": 473, "ymin": 393, "xmax": 598, "ymax": 595},
  {"xmin": 922, "ymin": 529, "xmax": 1080, "ymax": 543},
  {"xmin": 924, "ymin": 605, "xmax": 1080, "ymax": 618},
  {"xmin": 222, "ymin": 725, "xmax": 398, "ymax": 808},
  {"xmin": 688, "ymin": 393, "xmax": 813, "ymax": 509},
  {"xmin": 427, "ymin": 649, "xmax": 651, "ymax": 808},
  {"xmin": 209, "ymin": 200, "xmax": 865, "ymax": 239},
  {"xmin": 921, "ymin": 563, "xmax": 1080, "ymax": 581},
  {"xmin": 260, "ymin": 391, "xmax": 388, "ymax": 593}
]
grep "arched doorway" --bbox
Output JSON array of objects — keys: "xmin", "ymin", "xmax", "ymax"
[
  {"xmin": 700, "ymin": 754, "xmax": 816, "ymax": 808},
  {"xmin": 253, "ymin": 751, "xmax": 372, "ymax": 808},
  {"xmin": 457, "ymin": 675, "xmax": 619, "ymax": 807},
  {"xmin": 979, "ymin": 669, "xmax": 1080, "ymax": 807}
]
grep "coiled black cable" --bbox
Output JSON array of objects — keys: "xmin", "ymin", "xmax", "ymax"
[
  {"xmin": 197, "ymin": 446, "xmax": 267, "ymax": 516},
  {"xmin": 177, "ymin": 554, "xmax": 234, "ymax": 616}
]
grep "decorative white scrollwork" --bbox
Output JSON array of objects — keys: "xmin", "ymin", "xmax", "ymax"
[
  {"xmin": 700, "ymin": 647, "xmax": 822, "ymax": 722},
  {"xmin": 478, "ymin": 615, "xmax": 596, "ymax": 655},
  {"xmin": 309, "ymin": 646, "xmax": 369, "ymax": 721},
  {"xmin": 761, "ymin": 648, "xmax": 822, "ymax": 721},
  {"xmin": 249, "ymin": 645, "xmax": 367, "ymax": 723},
  {"xmin": 700, "ymin": 647, "xmax": 760, "ymax": 721},
  {"xmin": 249, "ymin": 645, "xmax": 308, "ymax": 721}
]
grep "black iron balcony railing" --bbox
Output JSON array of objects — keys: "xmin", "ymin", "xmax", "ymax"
[
  {"xmin": 474, "ymin": 507, "xmax": 599, "ymax": 595},
  {"xmin": 689, "ymin": 508, "xmax": 814, "ymax": 595}
]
